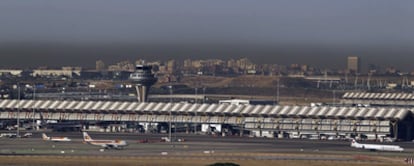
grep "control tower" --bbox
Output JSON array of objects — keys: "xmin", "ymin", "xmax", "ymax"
[{"xmin": 129, "ymin": 65, "xmax": 157, "ymax": 102}]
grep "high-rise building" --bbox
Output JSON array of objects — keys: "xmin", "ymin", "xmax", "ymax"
[
  {"xmin": 347, "ymin": 56, "xmax": 360, "ymax": 74},
  {"xmin": 167, "ymin": 60, "xmax": 176, "ymax": 74},
  {"xmin": 96, "ymin": 60, "xmax": 106, "ymax": 71},
  {"xmin": 183, "ymin": 59, "xmax": 192, "ymax": 68}
]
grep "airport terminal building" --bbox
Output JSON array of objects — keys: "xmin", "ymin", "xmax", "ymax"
[
  {"xmin": 341, "ymin": 92, "xmax": 414, "ymax": 107},
  {"xmin": 0, "ymin": 92, "xmax": 414, "ymax": 141}
]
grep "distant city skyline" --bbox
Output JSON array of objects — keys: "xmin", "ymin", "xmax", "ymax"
[
  {"xmin": 1, "ymin": 1, "xmax": 414, "ymax": 71},
  {"xmin": 1, "ymin": 42, "xmax": 413, "ymax": 72}
]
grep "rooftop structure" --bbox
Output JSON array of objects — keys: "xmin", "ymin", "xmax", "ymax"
[
  {"xmin": 0, "ymin": 99, "xmax": 409, "ymax": 121},
  {"xmin": 342, "ymin": 92, "xmax": 414, "ymax": 106}
]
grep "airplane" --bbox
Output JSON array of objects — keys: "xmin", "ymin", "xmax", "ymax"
[
  {"xmin": 350, "ymin": 139, "xmax": 404, "ymax": 152},
  {"xmin": 42, "ymin": 133, "xmax": 71, "ymax": 142},
  {"xmin": 82, "ymin": 131, "xmax": 128, "ymax": 149}
]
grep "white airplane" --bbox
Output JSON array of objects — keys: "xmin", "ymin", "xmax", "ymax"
[
  {"xmin": 351, "ymin": 139, "xmax": 404, "ymax": 152},
  {"xmin": 42, "ymin": 133, "xmax": 71, "ymax": 142},
  {"xmin": 82, "ymin": 131, "xmax": 128, "ymax": 149}
]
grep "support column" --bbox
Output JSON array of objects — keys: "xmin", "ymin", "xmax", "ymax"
[
  {"xmin": 239, "ymin": 124, "xmax": 243, "ymax": 137},
  {"xmin": 391, "ymin": 121, "xmax": 398, "ymax": 140},
  {"xmin": 194, "ymin": 114, "xmax": 197, "ymax": 134},
  {"xmin": 135, "ymin": 85, "xmax": 141, "ymax": 102}
]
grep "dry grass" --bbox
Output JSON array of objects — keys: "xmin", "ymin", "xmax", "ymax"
[{"xmin": 180, "ymin": 75, "xmax": 279, "ymax": 88}]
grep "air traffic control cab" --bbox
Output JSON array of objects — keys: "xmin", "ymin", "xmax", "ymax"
[{"xmin": 129, "ymin": 65, "xmax": 157, "ymax": 102}]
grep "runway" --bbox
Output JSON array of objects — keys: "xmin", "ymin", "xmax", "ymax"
[
  {"xmin": 1, "ymin": 131, "xmax": 413, "ymax": 158},
  {"xmin": 1, "ymin": 131, "xmax": 413, "ymax": 165}
]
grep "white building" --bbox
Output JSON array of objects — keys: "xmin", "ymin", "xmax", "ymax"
[{"xmin": 0, "ymin": 70, "xmax": 23, "ymax": 76}]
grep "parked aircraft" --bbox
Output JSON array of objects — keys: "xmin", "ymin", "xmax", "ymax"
[
  {"xmin": 82, "ymin": 131, "xmax": 127, "ymax": 149},
  {"xmin": 42, "ymin": 133, "xmax": 71, "ymax": 142},
  {"xmin": 351, "ymin": 139, "xmax": 404, "ymax": 152}
]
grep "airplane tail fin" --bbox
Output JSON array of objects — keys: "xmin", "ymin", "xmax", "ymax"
[
  {"xmin": 42, "ymin": 133, "xmax": 50, "ymax": 140},
  {"xmin": 350, "ymin": 138, "xmax": 358, "ymax": 147},
  {"xmin": 82, "ymin": 132, "xmax": 93, "ymax": 141},
  {"xmin": 352, "ymin": 138, "xmax": 357, "ymax": 143}
]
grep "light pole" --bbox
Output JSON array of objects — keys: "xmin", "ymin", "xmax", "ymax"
[
  {"xmin": 169, "ymin": 85, "xmax": 173, "ymax": 103},
  {"xmin": 202, "ymin": 87, "xmax": 206, "ymax": 103},
  {"xmin": 194, "ymin": 87, "xmax": 198, "ymax": 103},
  {"xmin": 194, "ymin": 87, "xmax": 198, "ymax": 133},
  {"xmin": 277, "ymin": 74, "xmax": 280, "ymax": 103},
  {"xmin": 32, "ymin": 85, "xmax": 36, "ymax": 131},
  {"xmin": 168, "ymin": 85, "xmax": 172, "ymax": 144},
  {"xmin": 17, "ymin": 84, "xmax": 20, "ymax": 137}
]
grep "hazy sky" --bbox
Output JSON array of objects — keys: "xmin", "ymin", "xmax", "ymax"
[{"xmin": 1, "ymin": 1, "xmax": 414, "ymax": 71}]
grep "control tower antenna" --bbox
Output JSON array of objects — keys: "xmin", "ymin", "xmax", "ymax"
[{"xmin": 129, "ymin": 64, "xmax": 157, "ymax": 102}]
